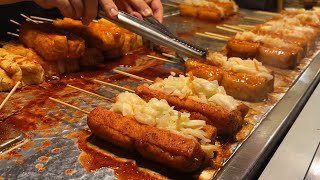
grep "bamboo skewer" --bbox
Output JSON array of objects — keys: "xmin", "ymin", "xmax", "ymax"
[
  {"xmin": 93, "ymin": 79, "xmax": 135, "ymax": 93},
  {"xmin": 195, "ymin": 32, "xmax": 228, "ymax": 41},
  {"xmin": 162, "ymin": 53, "xmax": 178, "ymax": 59},
  {"xmin": 66, "ymin": 84, "xmax": 113, "ymax": 102},
  {"xmin": 113, "ymin": 69, "xmax": 154, "ymax": 83},
  {"xmin": 7, "ymin": 32, "xmax": 19, "ymax": 37},
  {"xmin": 216, "ymin": 26, "xmax": 241, "ymax": 33},
  {"xmin": 0, "ymin": 82, "xmax": 21, "ymax": 110},
  {"xmin": 10, "ymin": 19, "xmax": 20, "ymax": 26},
  {"xmin": 147, "ymin": 55, "xmax": 178, "ymax": 64},
  {"xmin": 254, "ymin": 10, "xmax": 279, "ymax": 16},
  {"xmin": 204, "ymin": 32, "xmax": 230, "ymax": 39},
  {"xmin": 244, "ymin": 16, "xmax": 267, "ymax": 22},
  {"xmin": 238, "ymin": 24, "xmax": 254, "ymax": 29},
  {"xmin": 20, "ymin": 14, "xmax": 41, "ymax": 23},
  {"xmin": 222, "ymin": 24, "xmax": 245, "ymax": 31},
  {"xmin": 162, "ymin": 2, "xmax": 179, "ymax": 8},
  {"xmin": 49, "ymin": 97, "xmax": 89, "ymax": 114},
  {"xmin": 30, "ymin": 16, "xmax": 54, "ymax": 22}
]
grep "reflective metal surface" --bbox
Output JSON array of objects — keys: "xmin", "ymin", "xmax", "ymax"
[
  {"xmin": 305, "ymin": 142, "xmax": 320, "ymax": 180},
  {"xmin": 260, "ymin": 82, "xmax": 320, "ymax": 179}
]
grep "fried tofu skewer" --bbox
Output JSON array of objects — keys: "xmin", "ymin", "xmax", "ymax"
[
  {"xmin": 89, "ymin": 107, "xmax": 207, "ymax": 172},
  {"xmin": 50, "ymin": 94, "xmax": 218, "ymax": 172}
]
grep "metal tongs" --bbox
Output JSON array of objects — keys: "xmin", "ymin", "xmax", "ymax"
[{"xmin": 99, "ymin": 11, "xmax": 208, "ymax": 60}]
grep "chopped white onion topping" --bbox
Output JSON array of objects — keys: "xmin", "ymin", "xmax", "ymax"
[
  {"xmin": 235, "ymin": 31, "xmax": 288, "ymax": 48},
  {"xmin": 148, "ymin": 75, "xmax": 239, "ymax": 111},
  {"xmin": 207, "ymin": 52, "xmax": 273, "ymax": 80},
  {"xmin": 111, "ymin": 92, "xmax": 215, "ymax": 157}
]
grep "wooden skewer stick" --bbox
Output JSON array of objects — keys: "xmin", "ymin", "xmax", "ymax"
[
  {"xmin": 238, "ymin": 24, "xmax": 254, "ymax": 30},
  {"xmin": 216, "ymin": 26, "xmax": 241, "ymax": 33},
  {"xmin": 239, "ymin": 24, "xmax": 254, "ymax": 28},
  {"xmin": 30, "ymin": 16, "xmax": 54, "ymax": 22},
  {"xmin": 254, "ymin": 10, "xmax": 279, "ymax": 16},
  {"xmin": 244, "ymin": 16, "xmax": 267, "ymax": 22},
  {"xmin": 162, "ymin": 2, "xmax": 179, "ymax": 8},
  {"xmin": 113, "ymin": 69, "xmax": 154, "ymax": 83},
  {"xmin": 195, "ymin": 32, "xmax": 228, "ymax": 41},
  {"xmin": 10, "ymin": 19, "xmax": 20, "ymax": 26},
  {"xmin": 93, "ymin": 79, "xmax": 135, "ymax": 93},
  {"xmin": 162, "ymin": 53, "xmax": 177, "ymax": 59},
  {"xmin": 222, "ymin": 24, "xmax": 246, "ymax": 31},
  {"xmin": 49, "ymin": 97, "xmax": 89, "ymax": 114},
  {"xmin": 66, "ymin": 84, "xmax": 113, "ymax": 102},
  {"xmin": 7, "ymin": 32, "xmax": 19, "ymax": 37},
  {"xmin": 147, "ymin": 55, "xmax": 178, "ymax": 64},
  {"xmin": 20, "ymin": 14, "xmax": 41, "ymax": 23},
  {"xmin": 204, "ymin": 32, "xmax": 230, "ymax": 40},
  {"xmin": 0, "ymin": 82, "xmax": 21, "ymax": 110}
]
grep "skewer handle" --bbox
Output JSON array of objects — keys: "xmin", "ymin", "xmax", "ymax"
[
  {"xmin": 49, "ymin": 97, "xmax": 90, "ymax": 114},
  {"xmin": 0, "ymin": 82, "xmax": 21, "ymax": 110}
]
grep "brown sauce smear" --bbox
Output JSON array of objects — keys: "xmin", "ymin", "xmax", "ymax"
[
  {"xmin": 0, "ymin": 150, "xmax": 22, "ymax": 161},
  {"xmin": 38, "ymin": 156, "xmax": 52, "ymax": 162},
  {"xmin": 15, "ymin": 160, "xmax": 24, "ymax": 165},
  {"xmin": 70, "ymin": 130, "xmax": 171, "ymax": 180},
  {"xmin": 51, "ymin": 148, "xmax": 61, "ymax": 154},
  {"xmin": 35, "ymin": 163, "xmax": 45, "ymax": 173},
  {"xmin": 20, "ymin": 141, "xmax": 35, "ymax": 150},
  {"xmin": 65, "ymin": 169, "xmax": 74, "ymax": 175},
  {"xmin": 34, "ymin": 141, "xmax": 52, "ymax": 151}
]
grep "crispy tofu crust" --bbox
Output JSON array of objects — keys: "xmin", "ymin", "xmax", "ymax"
[
  {"xmin": 88, "ymin": 108, "xmax": 206, "ymax": 172},
  {"xmin": 226, "ymin": 38, "xmax": 260, "ymax": 59},
  {"xmin": 221, "ymin": 71, "xmax": 273, "ymax": 102},
  {"xmin": 226, "ymin": 38, "xmax": 302, "ymax": 69},
  {"xmin": 53, "ymin": 18, "xmax": 143, "ymax": 58},
  {"xmin": 19, "ymin": 22, "xmax": 85, "ymax": 62},
  {"xmin": 179, "ymin": 4, "xmax": 223, "ymax": 21},
  {"xmin": 179, "ymin": 4, "xmax": 199, "ymax": 17},
  {"xmin": 257, "ymin": 45, "xmax": 299, "ymax": 69},
  {"xmin": 185, "ymin": 60, "xmax": 224, "ymax": 83},
  {"xmin": 185, "ymin": 60, "xmax": 274, "ymax": 102},
  {"xmin": 179, "ymin": 1, "xmax": 237, "ymax": 21}
]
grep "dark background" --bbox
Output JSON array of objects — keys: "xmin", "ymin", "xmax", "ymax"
[
  {"xmin": 0, "ymin": 2, "xmax": 62, "ymax": 41},
  {"xmin": 234, "ymin": 0, "xmax": 277, "ymax": 11}
]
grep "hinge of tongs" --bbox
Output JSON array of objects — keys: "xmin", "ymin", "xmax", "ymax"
[{"xmin": 99, "ymin": 11, "xmax": 208, "ymax": 60}]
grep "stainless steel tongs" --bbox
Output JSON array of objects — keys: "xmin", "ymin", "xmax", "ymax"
[{"xmin": 99, "ymin": 11, "xmax": 208, "ymax": 60}]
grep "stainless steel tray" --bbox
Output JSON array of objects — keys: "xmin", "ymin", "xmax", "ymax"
[{"xmin": 0, "ymin": 7, "xmax": 319, "ymax": 180}]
